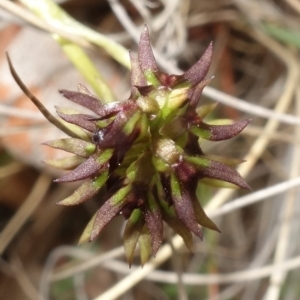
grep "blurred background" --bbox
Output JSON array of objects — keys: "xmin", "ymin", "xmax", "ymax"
[{"xmin": 1, "ymin": 0, "xmax": 300, "ymax": 299}]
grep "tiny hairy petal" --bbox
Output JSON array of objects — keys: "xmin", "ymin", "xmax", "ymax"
[
  {"xmin": 43, "ymin": 155, "xmax": 85, "ymax": 170},
  {"xmin": 123, "ymin": 209, "xmax": 144, "ymax": 266},
  {"xmin": 138, "ymin": 25, "xmax": 159, "ymax": 73},
  {"xmin": 59, "ymin": 89, "xmax": 105, "ymax": 115},
  {"xmin": 57, "ymin": 172, "xmax": 107, "ymax": 206},
  {"xmin": 42, "ymin": 138, "xmax": 96, "ymax": 157},
  {"xmin": 138, "ymin": 25, "xmax": 160, "ymax": 85},
  {"xmin": 143, "ymin": 193, "xmax": 163, "ymax": 256},
  {"xmin": 56, "ymin": 111, "xmax": 96, "ymax": 132},
  {"xmin": 183, "ymin": 42, "xmax": 213, "ymax": 86},
  {"xmin": 198, "ymin": 119, "xmax": 251, "ymax": 141},
  {"xmin": 201, "ymin": 159, "xmax": 251, "ymax": 189},
  {"xmin": 90, "ymin": 186, "xmax": 132, "ymax": 241},
  {"xmin": 171, "ymin": 173, "xmax": 203, "ymax": 239},
  {"xmin": 54, "ymin": 155, "xmax": 105, "ymax": 183},
  {"xmin": 129, "ymin": 52, "xmax": 147, "ymax": 96}
]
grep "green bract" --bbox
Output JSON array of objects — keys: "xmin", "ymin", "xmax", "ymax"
[{"xmin": 44, "ymin": 25, "xmax": 250, "ymax": 265}]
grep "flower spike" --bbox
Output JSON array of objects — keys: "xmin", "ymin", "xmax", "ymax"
[{"xmin": 32, "ymin": 25, "xmax": 251, "ymax": 265}]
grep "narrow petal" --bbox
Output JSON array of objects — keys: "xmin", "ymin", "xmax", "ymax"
[
  {"xmin": 138, "ymin": 25, "xmax": 160, "ymax": 86},
  {"xmin": 42, "ymin": 138, "xmax": 96, "ymax": 157},
  {"xmin": 194, "ymin": 119, "xmax": 251, "ymax": 141},
  {"xmin": 123, "ymin": 209, "xmax": 144, "ymax": 266},
  {"xmin": 57, "ymin": 172, "xmax": 108, "ymax": 205},
  {"xmin": 183, "ymin": 42, "xmax": 213, "ymax": 86},
  {"xmin": 196, "ymin": 103, "xmax": 218, "ymax": 119},
  {"xmin": 90, "ymin": 185, "xmax": 132, "ymax": 241},
  {"xmin": 170, "ymin": 172, "xmax": 203, "ymax": 239},
  {"xmin": 190, "ymin": 157, "xmax": 250, "ymax": 189},
  {"xmin": 158, "ymin": 196, "xmax": 194, "ymax": 251},
  {"xmin": 192, "ymin": 196, "xmax": 220, "ymax": 232},
  {"xmin": 78, "ymin": 213, "xmax": 96, "ymax": 244},
  {"xmin": 77, "ymin": 83, "xmax": 95, "ymax": 97},
  {"xmin": 200, "ymin": 178, "xmax": 240, "ymax": 189},
  {"xmin": 143, "ymin": 192, "xmax": 163, "ymax": 256},
  {"xmin": 188, "ymin": 77, "xmax": 213, "ymax": 109},
  {"xmin": 138, "ymin": 225, "xmax": 152, "ymax": 265},
  {"xmin": 59, "ymin": 89, "xmax": 105, "ymax": 115},
  {"xmin": 129, "ymin": 51, "xmax": 147, "ymax": 97},
  {"xmin": 54, "ymin": 155, "xmax": 106, "ymax": 183},
  {"xmin": 57, "ymin": 111, "xmax": 96, "ymax": 132}
]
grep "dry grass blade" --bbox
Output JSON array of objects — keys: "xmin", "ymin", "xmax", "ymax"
[
  {"xmin": 6, "ymin": 53, "xmax": 82, "ymax": 139},
  {"xmin": 100, "ymin": 255, "xmax": 300, "ymax": 285},
  {"xmin": 0, "ymin": 173, "xmax": 52, "ymax": 255}
]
